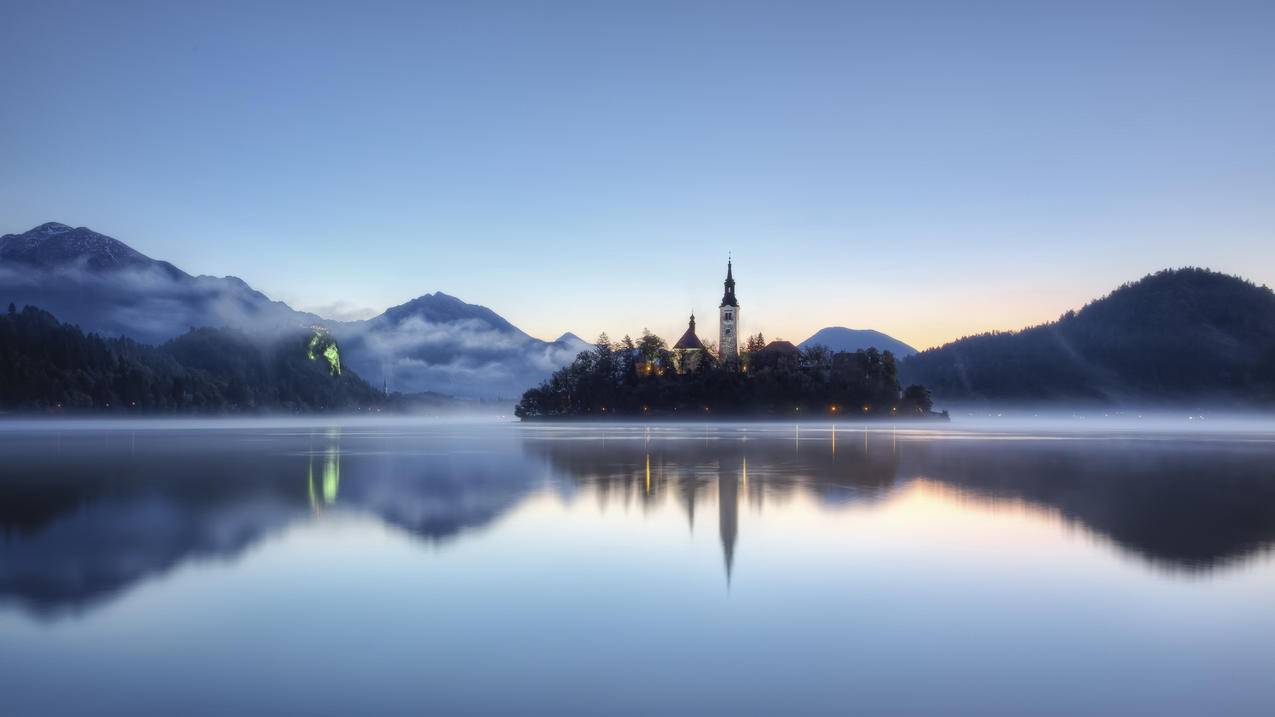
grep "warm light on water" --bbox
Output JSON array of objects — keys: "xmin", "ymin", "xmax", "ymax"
[{"xmin": 2, "ymin": 419, "xmax": 1274, "ymax": 715}]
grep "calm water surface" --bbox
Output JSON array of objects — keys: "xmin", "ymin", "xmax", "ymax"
[{"xmin": 2, "ymin": 419, "xmax": 1274, "ymax": 715}]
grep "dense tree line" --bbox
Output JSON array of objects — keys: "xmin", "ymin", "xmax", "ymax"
[
  {"xmin": 0, "ymin": 304, "xmax": 384, "ymax": 412},
  {"xmin": 515, "ymin": 331, "xmax": 938, "ymax": 419},
  {"xmin": 899, "ymin": 268, "xmax": 1275, "ymax": 404}
]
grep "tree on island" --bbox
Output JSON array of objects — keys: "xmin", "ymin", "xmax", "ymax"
[{"xmin": 515, "ymin": 331, "xmax": 940, "ymax": 419}]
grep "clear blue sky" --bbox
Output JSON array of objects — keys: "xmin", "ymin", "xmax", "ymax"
[{"xmin": 3, "ymin": 0, "xmax": 1273, "ymax": 348}]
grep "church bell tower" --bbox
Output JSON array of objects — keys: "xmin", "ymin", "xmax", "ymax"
[{"xmin": 719, "ymin": 258, "xmax": 739, "ymax": 366}]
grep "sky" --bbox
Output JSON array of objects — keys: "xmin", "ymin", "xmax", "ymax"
[{"xmin": 2, "ymin": 0, "xmax": 1273, "ymax": 349}]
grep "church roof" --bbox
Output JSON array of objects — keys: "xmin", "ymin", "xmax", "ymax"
[
  {"xmin": 673, "ymin": 312, "xmax": 705, "ymax": 350},
  {"xmin": 674, "ymin": 329, "xmax": 705, "ymax": 350}
]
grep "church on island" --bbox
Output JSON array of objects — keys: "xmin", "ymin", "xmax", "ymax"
[
  {"xmin": 517, "ymin": 255, "xmax": 937, "ymax": 420},
  {"xmin": 670, "ymin": 259, "xmax": 743, "ymax": 374}
]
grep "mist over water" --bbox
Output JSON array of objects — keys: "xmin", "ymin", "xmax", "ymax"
[
  {"xmin": 2, "ymin": 417, "xmax": 1274, "ymax": 715},
  {"xmin": 938, "ymin": 407, "xmax": 1275, "ymax": 435}
]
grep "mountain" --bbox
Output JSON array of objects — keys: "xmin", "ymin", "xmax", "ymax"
[
  {"xmin": 373, "ymin": 291, "xmax": 525, "ymax": 333},
  {"xmin": 0, "ymin": 222, "xmax": 581, "ymax": 399},
  {"xmin": 799, "ymin": 327, "xmax": 917, "ymax": 357},
  {"xmin": 0, "ymin": 222, "xmax": 319, "ymax": 345},
  {"xmin": 899, "ymin": 268, "xmax": 1275, "ymax": 405},
  {"xmin": 553, "ymin": 332, "xmax": 592, "ymax": 353},
  {"xmin": 1, "ymin": 221, "xmax": 171, "ymax": 272},
  {"xmin": 334, "ymin": 292, "xmax": 581, "ymax": 399}
]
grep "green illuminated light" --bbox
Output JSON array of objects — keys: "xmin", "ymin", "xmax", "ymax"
[{"xmin": 307, "ymin": 328, "xmax": 342, "ymax": 375}]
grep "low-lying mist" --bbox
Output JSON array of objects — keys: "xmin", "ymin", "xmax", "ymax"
[{"xmin": 3, "ymin": 407, "xmax": 1272, "ymax": 436}]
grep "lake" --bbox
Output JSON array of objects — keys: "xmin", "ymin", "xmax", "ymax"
[{"xmin": 2, "ymin": 418, "xmax": 1274, "ymax": 715}]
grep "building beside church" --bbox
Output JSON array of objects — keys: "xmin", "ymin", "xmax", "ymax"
[{"xmin": 668, "ymin": 259, "xmax": 741, "ymax": 374}]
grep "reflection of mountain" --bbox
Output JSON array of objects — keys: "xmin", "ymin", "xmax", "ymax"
[
  {"xmin": 0, "ymin": 442, "xmax": 307, "ymax": 615},
  {"xmin": 521, "ymin": 425, "xmax": 1275, "ymax": 576},
  {"xmin": 331, "ymin": 442, "xmax": 539, "ymax": 542},
  {"xmin": 0, "ymin": 428, "xmax": 542, "ymax": 617},
  {"xmin": 7, "ymin": 424, "xmax": 1275, "ymax": 617}
]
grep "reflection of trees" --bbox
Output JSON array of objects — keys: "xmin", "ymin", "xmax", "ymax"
[
  {"xmin": 897, "ymin": 437, "xmax": 1275, "ymax": 571},
  {"xmin": 521, "ymin": 426, "xmax": 903, "ymax": 582},
  {"xmin": 524, "ymin": 426, "xmax": 901, "ymax": 509}
]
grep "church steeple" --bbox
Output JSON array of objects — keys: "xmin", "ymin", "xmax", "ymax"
[
  {"xmin": 720, "ymin": 258, "xmax": 738, "ymax": 308},
  {"xmin": 718, "ymin": 257, "xmax": 739, "ymax": 366}
]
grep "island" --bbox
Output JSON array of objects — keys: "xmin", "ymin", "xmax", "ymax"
[
  {"xmin": 515, "ymin": 331, "xmax": 943, "ymax": 421},
  {"xmin": 516, "ymin": 259, "xmax": 941, "ymax": 421}
]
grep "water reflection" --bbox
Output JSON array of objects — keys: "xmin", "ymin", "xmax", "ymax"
[
  {"xmin": 0, "ymin": 426, "xmax": 542, "ymax": 617},
  {"xmin": 521, "ymin": 424, "xmax": 1275, "ymax": 575},
  {"xmin": 307, "ymin": 430, "xmax": 341, "ymax": 510},
  {"xmin": 896, "ymin": 433, "xmax": 1275, "ymax": 570},
  {"xmin": 521, "ymin": 425, "xmax": 905, "ymax": 584},
  {"xmin": 2, "ymin": 423, "xmax": 1275, "ymax": 619}
]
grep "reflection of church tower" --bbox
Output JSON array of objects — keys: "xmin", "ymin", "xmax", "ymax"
[
  {"xmin": 719, "ymin": 258, "xmax": 739, "ymax": 366},
  {"xmin": 679, "ymin": 477, "xmax": 698, "ymax": 532},
  {"xmin": 718, "ymin": 462, "xmax": 739, "ymax": 584}
]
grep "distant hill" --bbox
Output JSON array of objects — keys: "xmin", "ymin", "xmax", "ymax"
[
  {"xmin": 334, "ymin": 292, "xmax": 581, "ymax": 399},
  {"xmin": 0, "ymin": 223, "xmax": 582, "ymax": 399},
  {"xmin": 799, "ymin": 327, "xmax": 917, "ymax": 357},
  {"xmin": 372, "ymin": 291, "xmax": 525, "ymax": 333},
  {"xmin": 899, "ymin": 268, "xmax": 1275, "ymax": 405},
  {"xmin": 554, "ymin": 332, "xmax": 590, "ymax": 350}
]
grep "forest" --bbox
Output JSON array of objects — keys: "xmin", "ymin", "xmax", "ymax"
[
  {"xmin": 899, "ymin": 268, "xmax": 1275, "ymax": 404},
  {"xmin": 0, "ymin": 304, "xmax": 384, "ymax": 412},
  {"xmin": 515, "ymin": 331, "xmax": 939, "ymax": 420}
]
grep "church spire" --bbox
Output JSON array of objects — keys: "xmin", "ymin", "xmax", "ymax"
[{"xmin": 720, "ymin": 257, "xmax": 738, "ymax": 308}]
